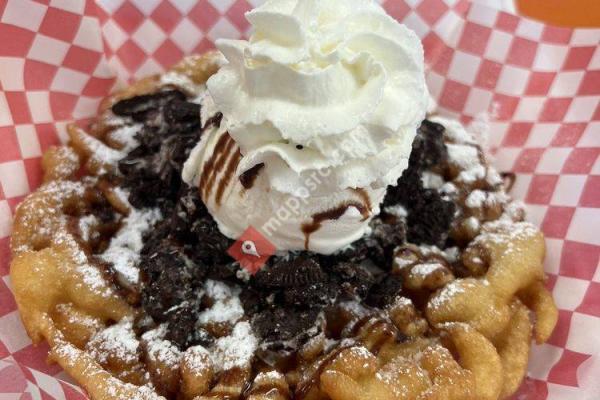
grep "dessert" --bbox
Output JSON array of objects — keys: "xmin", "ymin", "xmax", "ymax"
[{"xmin": 9, "ymin": 1, "xmax": 558, "ymax": 399}]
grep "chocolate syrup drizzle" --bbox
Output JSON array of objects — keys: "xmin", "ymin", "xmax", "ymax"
[
  {"xmin": 199, "ymin": 131, "xmax": 240, "ymax": 205},
  {"xmin": 239, "ymin": 163, "xmax": 265, "ymax": 189},
  {"xmin": 301, "ymin": 196, "xmax": 371, "ymax": 250}
]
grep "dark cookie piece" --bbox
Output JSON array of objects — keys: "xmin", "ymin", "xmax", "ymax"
[
  {"xmin": 188, "ymin": 216, "xmax": 234, "ymax": 268},
  {"xmin": 328, "ymin": 262, "xmax": 374, "ymax": 299},
  {"xmin": 139, "ymin": 242, "xmax": 206, "ymax": 323},
  {"xmin": 116, "ymin": 89, "xmax": 202, "ymax": 211},
  {"xmin": 112, "ymin": 90, "xmax": 186, "ymax": 122},
  {"xmin": 383, "ymin": 119, "xmax": 455, "ymax": 247},
  {"xmin": 322, "ymin": 235, "xmax": 388, "ymax": 269},
  {"xmin": 254, "ymin": 256, "xmax": 326, "ymax": 289},
  {"xmin": 239, "ymin": 287, "xmax": 263, "ymax": 315},
  {"xmin": 406, "ymin": 185, "xmax": 455, "ymax": 247},
  {"xmin": 168, "ymin": 187, "xmax": 209, "ymax": 242},
  {"xmin": 369, "ymin": 215, "xmax": 407, "ymax": 267},
  {"xmin": 165, "ymin": 304, "xmax": 213, "ymax": 349},
  {"xmin": 252, "ymin": 307, "xmax": 320, "ymax": 343},
  {"xmin": 283, "ymin": 282, "xmax": 333, "ymax": 306},
  {"xmin": 250, "ymin": 255, "xmax": 334, "ymax": 309},
  {"xmin": 412, "ymin": 119, "xmax": 447, "ymax": 171},
  {"xmin": 366, "ymin": 275, "xmax": 404, "ymax": 308},
  {"xmin": 164, "ymin": 98, "xmax": 200, "ymax": 129}
]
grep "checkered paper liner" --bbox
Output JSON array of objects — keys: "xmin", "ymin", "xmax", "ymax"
[{"xmin": 0, "ymin": 0, "xmax": 598, "ymax": 398}]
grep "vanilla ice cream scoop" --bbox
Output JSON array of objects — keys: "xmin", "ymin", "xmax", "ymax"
[{"xmin": 183, "ymin": 0, "xmax": 428, "ymax": 254}]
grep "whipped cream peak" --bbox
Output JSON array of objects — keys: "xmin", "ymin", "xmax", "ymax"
[
  {"xmin": 208, "ymin": 0, "xmax": 428, "ymax": 195},
  {"xmin": 185, "ymin": 0, "xmax": 429, "ymax": 254}
]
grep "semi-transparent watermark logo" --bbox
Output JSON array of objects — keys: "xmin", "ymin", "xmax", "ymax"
[{"xmin": 227, "ymin": 226, "xmax": 276, "ymax": 274}]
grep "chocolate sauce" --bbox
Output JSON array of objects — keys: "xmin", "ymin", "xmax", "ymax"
[
  {"xmin": 199, "ymin": 133, "xmax": 230, "ymax": 197},
  {"xmin": 501, "ymin": 172, "xmax": 516, "ymax": 192},
  {"xmin": 295, "ymin": 344, "xmax": 354, "ymax": 399},
  {"xmin": 203, "ymin": 112, "xmax": 223, "ymax": 130},
  {"xmin": 301, "ymin": 201, "xmax": 369, "ymax": 250},
  {"xmin": 351, "ymin": 188, "xmax": 372, "ymax": 215},
  {"xmin": 215, "ymin": 149, "xmax": 242, "ymax": 206},
  {"xmin": 202, "ymin": 367, "xmax": 246, "ymax": 398},
  {"xmin": 350, "ymin": 316, "xmax": 395, "ymax": 354},
  {"xmin": 239, "ymin": 163, "xmax": 265, "ymax": 189},
  {"xmin": 200, "ymin": 133, "xmax": 237, "ymax": 201},
  {"xmin": 203, "ymin": 137, "xmax": 236, "ymax": 201},
  {"xmin": 243, "ymin": 378, "xmax": 290, "ymax": 398}
]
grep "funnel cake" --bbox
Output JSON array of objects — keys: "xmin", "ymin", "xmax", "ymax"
[{"xmin": 10, "ymin": 52, "xmax": 557, "ymax": 400}]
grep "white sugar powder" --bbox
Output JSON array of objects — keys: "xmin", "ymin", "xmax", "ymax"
[
  {"xmin": 210, "ymin": 321, "xmax": 258, "ymax": 372},
  {"xmin": 429, "ymin": 281, "xmax": 467, "ymax": 310},
  {"xmin": 446, "ymin": 144, "xmax": 479, "ymax": 170},
  {"xmin": 465, "ymin": 190, "xmax": 486, "ymax": 208},
  {"xmin": 100, "ymin": 207, "xmax": 162, "ymax": 286},
  {"xmin": 464, "ymin": 216, "xmax": 480, "ymax": 231},
  {"xmin": 385, "ymin": 204, "xmax": 408, "ymax": 218},
  {"xmin": 79, "ymin": 131, "xmax": 126, "ymax": 168},
  {"xmin": 183, "ymin": 345, "xmax": 212, "ymax": 374},
  {"xmin": 421, "ymin": 171, "xmax": 444, "ymax": 189},
  {"xmin": 109, "ymin": 124, "xmax": 142, "ymax": 153},
  {"xmin": 394, "ymin": 256, "xmax": 416, "ymax": 269},
  {"xmin": 78, "ymin": 214, "xmax": 99, "ymax": 242},
  {"xmin": 411, "ymin": 262, "xmax": 444, "ymax": 277},
  {"xmin": 256, "ymin": 370, "xmax": 283, "ymax": 381},
  {"xmin": 143, "ymin": 325, "xmax": 182, "ymax": 369},
  {"xmin": 54, "ymin": 230, "xmax": 115, "ymax": 298},
  {"xmin": 87, "ymin": 317, "xmax": 140, "ymax": 364},
  {"xmin": 204, "ymin": 279, "xmax": 238, "ymax": 301},
  {"xmin": 431, "ymin": 116, "xmax": 475, "ymax": 144},
  {"xmin": 458, "ymin": 164, "xmax": 486, "ymax": 184},
  {"xmin": 198, "ymin": 295, "xmax": 244, "ymax": 325}
]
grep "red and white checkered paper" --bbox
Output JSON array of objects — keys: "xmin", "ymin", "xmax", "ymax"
[{"xmin": 0, "ymin": 0, "xmax": 598, "ymax": 399}]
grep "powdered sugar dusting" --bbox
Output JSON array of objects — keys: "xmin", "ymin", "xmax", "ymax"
[
  {"xmin": 182, "ymin": 345, "xmax": 212, "ymax": 374},
  {"xmin": 108, "ymin": 124, "xmax": 142, "ymax": 153},
  {"xmin": 197, "ymin": 281, "xmax": 244, "ymax": 326},
  {"xmin": 54, "ymin": 230, "xmax": 116, "ymax": 298},
  {"xmin": 204, "ymin": 279, "xmax": 237, "ymax": 301},
  {"xmin": 79, "ymin": 130, "xmax": 126, "ymax": 170},
  {"xmin": 13, "ymin": 181, "xmax": 85, "ymax": 252},
  {"xmin": 78, "ymin": 214, "xmax": 99, "ymax": 242},
  {"xmin": 198, "ymin": 295, "xmax": 244, "ymax": 325},
  {"xmin": 431, "ymin": 116, "xmax": 475, "ymax": 144},
  {"xmin": 411, "ymin": 262, "xmax": 444, "ymax": 277},
  {"xmin": 210, "ymin": 321, "xmax": 258, "ymax": 372},
  {"xmin": 473, "ymin": 220, "xmax": 539, "ymax": 255},
  {"xmin": 384, "ymin": 204, "xmax": 408, "ymax": 218},
  {"xmin": 421, "ymin": 171, "xmax": 444, "ymax": 189},
  {"xmin": 142, "ymin": 325, "xmax": 182, "ymax": 369},
  {"xmin": 87, "ymin": 317, "xmax": 140, "ymax": 365},
  {"xmin": 100, "ymin": 205, "xmax": 162, "ymax": 286},
  {"xmin": 465, "ymin": 190, "xmax": 486, "ymax": 208},
  {"xmin": 428, "ymin": 280, "xmax": 467, "ymax": 310},
  {"xmin": 446, "ymin": 144, "xmax": 479, "ymax": 170},
  {"xmin": 56, "ymin": 303, "xmax": 103, "ymax": 331}
]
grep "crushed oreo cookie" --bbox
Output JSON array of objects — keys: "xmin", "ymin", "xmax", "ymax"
[
  {"xmin": 384, "ymin": 120, "xmax": 455, "ymax": 247},
  {"xmin": 117, "ymin": 90, "xmax": 202, "ymax": 212},
  {"xmin": 108, "ymin": 91, "xmax": 456, "ymax": 354}
]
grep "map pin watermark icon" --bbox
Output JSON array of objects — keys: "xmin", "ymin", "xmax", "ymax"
[
  {"xmin": 228, "ymin": 227, "xmax": 276, "ymax": 274},
  {"xmin": 241, "ymin": 240, "xmax": 260, "ymax": 257}
]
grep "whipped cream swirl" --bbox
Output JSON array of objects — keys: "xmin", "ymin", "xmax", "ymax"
[
  {"xmin": 209, "ymin": 0, "xmax": 428, "ymax": 195},
  {"xmin": 185, "ymin": 0, "xmax": 429, "ymax": 254}
]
